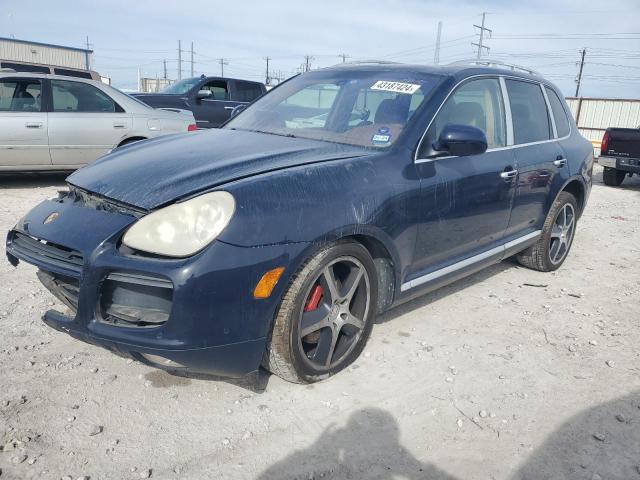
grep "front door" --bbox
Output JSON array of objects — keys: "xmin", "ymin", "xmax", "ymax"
[
  {"xmin": 409, "ymin": 77, "xmax": 516, "ymax": 284},
  {"xmin": 191, "ymin": 79, "xmax": 237, "ymax": 128},
  {"xmin": 47, "ymin": 79, "xmax": 130, "ymax": 166},
  {"xmin": 0, "ymin": 77, "xmax": 51, "ymax": 167}
]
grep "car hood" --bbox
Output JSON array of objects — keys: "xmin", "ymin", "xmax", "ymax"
[{"xmin": 67, "ymin": 129, "xmax": 371, "ymax": 210}]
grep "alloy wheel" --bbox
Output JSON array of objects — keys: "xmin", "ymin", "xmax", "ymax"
[
  {"xmin": 297, "ymin": 256, "xmax": 371, "ymax": 370},
  {"xmin": 549, "ymin": 203, "xmax": 575, "ymax": 265}
]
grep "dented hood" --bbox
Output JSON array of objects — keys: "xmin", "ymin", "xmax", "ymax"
[{"xmin": 67, "ymin": 129, "xmax": 369, "ymax": 210}]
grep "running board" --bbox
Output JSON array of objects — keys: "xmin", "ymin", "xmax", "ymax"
[{"xmin": 400, "ymin": 230, "xmax": 541, "ymax": 292}]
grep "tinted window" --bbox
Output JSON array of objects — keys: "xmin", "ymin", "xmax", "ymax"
[
  {"xmin": 52, "ymin": 80, "xmax": 117, "ymax": 112},
  {"xmin": 429, "ymin": 78, "xmax": 506, "ymax": 149},
  {"xmin": 201, "ymin": 80, "xmax": 228, "ymax": 100},
  {"xmin": 545, "ymin": 86, "xmax": 570, "ymax": 138},
  {"xmin": 235, "ymin": 82, "xmax": 263, "ymax": 102},
  {"xmin": 506, "ymin": 80, "xmax": 551, "ymax": 144},
  {"xmin": 0, "ymin": 79, "xmax": 42, "ymax": 112}
]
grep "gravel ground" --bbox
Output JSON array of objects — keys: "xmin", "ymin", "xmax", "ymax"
[{"xmin": 0, "ymin": 164, "xmax": 638, "ymax": 480}]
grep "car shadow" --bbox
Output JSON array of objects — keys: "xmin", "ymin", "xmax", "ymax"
[
  {"xmin": 376, "ymin": 260, "xmax": 515, "ymax": 325},
  {"xmin": 254, "ymin": 391, "xmax": 640, "ymax": 479}
]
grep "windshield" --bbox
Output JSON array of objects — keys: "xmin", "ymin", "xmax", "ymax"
[
  {"xmin": 224, "ymin": 69, "xmax": 442, "ymax": 148},
  {"xmin": 162, "ymin": 78, "xmax": 200, "ymax": 94}
]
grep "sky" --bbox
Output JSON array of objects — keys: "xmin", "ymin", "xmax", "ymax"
[{"xmin": 2, "ymin": 0, "xmax": 640, "ymax": 98}]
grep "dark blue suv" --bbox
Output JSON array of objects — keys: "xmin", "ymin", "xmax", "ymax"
[{"xmin": 6, "ymin": 62, "xmax": 593, "ymax": 383}]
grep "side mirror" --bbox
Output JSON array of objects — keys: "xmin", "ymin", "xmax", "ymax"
[
  {"xmin": 230, "ymin": 104, "xmax": 247, "ymax": 118},
  {"xmin": 196, "ymin": 90, "xmax": 212, "ymax": 100},
  {"xmin": 433, "ymin": 124, "xmax": 488, "ymax": 157}
]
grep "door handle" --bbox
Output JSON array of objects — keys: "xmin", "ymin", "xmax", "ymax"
[
  {"xmin": 25, "ymin": 122, "xmax": 43, "ymax": 129},
  {"xmin": 553, "ymin": 157, "xmax": 567, "ymax": 167},
  {"xmin": 113, "ymin": 123, "xmax": 126, "ymax": 129},
  {"xmin": 500, "ymin": 169, "xmax": 518, "ymax": 180},
  {"xmin": 223, "ymin": 106, "xmax": 235, "ymax": 111}
]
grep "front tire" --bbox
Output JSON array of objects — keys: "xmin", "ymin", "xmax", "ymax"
[
  {"xmin": 517, "ymin": 191, "xmax": 578, "ymax": 272},
  {"xmin": 265, "ymin": 241, "xmax": 378, "ymax": 383},
  {"xmin": 603, "ymin": 167, "xmax": 626, "ymax": 186}
]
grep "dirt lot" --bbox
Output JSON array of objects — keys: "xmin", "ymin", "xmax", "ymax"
[{"xmin": 0, "ymin": 164, "xmax": 638, "ymax": 480}]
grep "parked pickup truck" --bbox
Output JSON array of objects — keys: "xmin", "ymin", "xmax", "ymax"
[
  {"xmin": 131, "ymin": 75, "xmax": 266, "ymax": 129},
  {"xmin": 599, "ymin": 127, "xmax": 640, "ymax": 186}
]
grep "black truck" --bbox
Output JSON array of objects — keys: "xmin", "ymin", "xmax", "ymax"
[
  {"xmin": 599, "ymin": 127, "xmax": 640, "ymax": 186},
  {"xmin": 132, "ymin": 75, "xmax": 266, "ymax": 129}
]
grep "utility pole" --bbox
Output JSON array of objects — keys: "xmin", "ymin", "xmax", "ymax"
[
  {"xmin": 178, "ymin": 40, "xmax": 182, "ymax": 80},
  {"xmin": 190, "ymin": 42, "xmax": 194, "ymax": 77},
  {"xmin": 472, "ymin": 12, "xmax": 492, "ymax": 59},
  {"xmin": 575, "ymin": 48, "xmax": 586, "ymax": 97},
  {"xmin": 163, "ymin": 59, "xmax": 167, "ymax": 79},
  {"xmin": 84, "ymin": 35, "xmax": 92, "ymax": 70},
  {"xmin": 434, "ymin": 21, "xmax": 443, "ymax": 64},
  {"xmin": 219, "ymin": 58, "xmax": 228, "ymax": 77},
  {"xmin": 304, "ymin": 55, "xmax": 313, "ymax": 72},
  {"xmin": 338, "ymin": 53, "xmax": 349, "ymax": 63},
  {"xmin": 264, "ymin": 56, "xmax": 271, "ymax": 85}
]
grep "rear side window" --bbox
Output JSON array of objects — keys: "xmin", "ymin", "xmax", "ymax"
[
  {"xmin": 506, "ymin": 80, "xmax": 551, "ymax": 144},
  {"xmin": 0, "ymin": 79, "xmax": 42, "ymax": 112},
  {"xmin": 52, "ymin": 80, "xmax": 118, "ymax": 112},
  {"xmin": 544, "ymin": 86, "xmax": 571, "ymax": 138},
  {"xmin": 235, "ymin": 81, "xmax": 263, "ymax": 102},
  {"xmin": 429, "ymin": 78, "xmax": 506, "ymax": 149}
]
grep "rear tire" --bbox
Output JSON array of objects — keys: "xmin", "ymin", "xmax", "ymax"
[
  {"xmin": 603, "ymin": 167, "xmax": 625, "ymax": 186},
  {"xmin": 517, "ymin": 191, "xmax": 578, "ymax": 272},
  {"xmin": 265, "ymin": 241, "xmax": 378, "ymax": 383}
]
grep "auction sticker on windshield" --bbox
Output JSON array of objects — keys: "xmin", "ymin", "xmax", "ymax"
[{"xmin": 371, "ymin": 81, "xmax": 421, "ymax": 94}]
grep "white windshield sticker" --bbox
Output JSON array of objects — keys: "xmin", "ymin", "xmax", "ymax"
[{"xmin": 370, "ymin": 81, "xmax": 421, "ymax": 95}]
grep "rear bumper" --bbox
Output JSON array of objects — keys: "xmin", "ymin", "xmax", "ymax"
[{"xmin": 599, "ymin": 156, "xmax": 640, "ymax": 174}]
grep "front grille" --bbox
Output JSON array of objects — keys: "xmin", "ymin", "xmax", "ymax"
[{"xmin": 10, "ymin": 232, "xmax": 83, "ymax": 275}]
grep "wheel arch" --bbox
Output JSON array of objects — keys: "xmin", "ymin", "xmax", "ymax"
[
  {"xmin": 547, "ymin": 176, "xmax": 587, "ymax": 220},
  {"xmin": 117, "ymin": 136, "xmax": 148, "ymax": 148}
]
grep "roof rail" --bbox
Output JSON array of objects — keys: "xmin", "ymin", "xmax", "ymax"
[
  {"xmin": 0, "ymin": 68, "xmax": 16, "ymax": 73},
  {"xmin": 448, "ymin": 59, "xmax": 539, "ymax": 76}
]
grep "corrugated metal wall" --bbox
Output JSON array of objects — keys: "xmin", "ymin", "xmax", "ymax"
[
  {"xmin": 0, "ymin": 39, "xmax": 90, "ymax": 70},
  {"xmin": 566, "ymin": 97, "xmax": 640, "ymax": 156}
]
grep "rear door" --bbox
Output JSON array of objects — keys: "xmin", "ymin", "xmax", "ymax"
[
  {"xmin": 48, "ymin": 79, "xmax": 130, "ymax": 166},
  {"xmin": 0, "ymin": 77, "xmax": 51, "ymax": 167},
  {"xmin": 191, "ymin": 79, "xmax": 234, "ymax": 128},
  {"xmin": 503, "ymin": 79, "xmax": 567, "ymax": 238}
]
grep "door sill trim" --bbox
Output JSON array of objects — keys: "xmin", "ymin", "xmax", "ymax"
[{"xmin": 400, "ymin": 230, "xmax": 541, "ymax": 292}]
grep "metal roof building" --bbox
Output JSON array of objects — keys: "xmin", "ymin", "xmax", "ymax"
[{"xmin": 0, "ymin": 37, "xmax": 93, "ymax": 70}]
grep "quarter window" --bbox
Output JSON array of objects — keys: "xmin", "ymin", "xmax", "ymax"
[
  {"xmin": 429, "ymin": 78, "xmax": 506, "ymax": 149},
  {"xmin": 544, "ymin": 86, "xmax": 571, "ymax": 138},
  {"xmin": 0, "ymin": 79, "xmax": 42, "ymax": 112},
  {"xmin": 52, "ymin": 80, "xmax": 118, "ymax": 112},
  {"xmin": 505, "ymin": 80, "xmax": 551, "ymax": 144}
]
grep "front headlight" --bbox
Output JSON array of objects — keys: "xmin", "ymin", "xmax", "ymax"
[{"xmin": 122, "ymin": 191, "xmax": 235, "ymax": 257}]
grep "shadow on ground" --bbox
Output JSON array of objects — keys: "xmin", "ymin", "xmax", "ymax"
[
  {"xmin": 0, "ymin": 172, "xmax": 69, "ymax": 189},
  {"xmin": 256, "ymin": 392, "xmax": 640, "ymax": 479},
  {"xmin": 593, "ymin": 164, "xmax": 640, "ymax": 193}
]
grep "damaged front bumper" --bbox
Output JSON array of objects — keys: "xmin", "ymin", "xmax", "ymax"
[{"xmin": 6, "ymin": 193, "xmax": 305, "ymax": 378}]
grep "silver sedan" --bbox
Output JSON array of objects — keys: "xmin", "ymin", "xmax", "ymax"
[{"xmin": 0, "ymin": 72, "xmax": 196, "ymax": 171}]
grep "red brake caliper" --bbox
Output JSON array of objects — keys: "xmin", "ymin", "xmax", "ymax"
[{"xmin": 304, "ymin": 285, "xmax": 324, "ymax": 312}]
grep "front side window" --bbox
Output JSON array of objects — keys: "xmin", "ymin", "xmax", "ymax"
[
  {"xmin": 162, "ymin": 78, "xmax": 199, "ymax": 94},
  {"xmin": 226, "ymin": 71, "xmax": 441, "ymax": 148},
  {"xmin": 428, "ymin": 78, "xmax": 506, "ymax": 149},
  {"xmin": 52, "ymin": 80, "xmax": 118, "ymax": 113},
  {"xmin": 545, "ymin": 86, "xmax": 571, "ymax": 138},
  {"xmin": 506, "ymin": 80, "xmax": 551, "ymax": 144},
  {"xmin": 201, "ymin": 80, "xmax": 228, "ymax": 100},
  {"xmin": 0, "ymin": 79, "xmax": 42, "ymax": 112}
]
